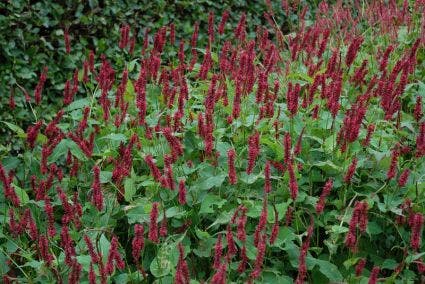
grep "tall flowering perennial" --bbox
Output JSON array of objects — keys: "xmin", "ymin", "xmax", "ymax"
[
  {"xmin": 398, "ymin": 168, "xmax": 410, "ymax": 187},
  {"xmin": 269, "ymin": 209, "xmax": 279, "ymax": 245},
  {"xmin": 345, "ymin": 36, "xmax": 363, "ymax": 68},
  {"xmin": 264, "ymin": 160, "xmax": 272, "ymax": 193},
  {"xmin": 26, "ymin": 120, "xmax": 43, "ymax": 149},
  {"xmin": 295, "ymin": 223, "xmax": 314, "ymax": 284},
  {"xmin": 106, "ymin": 236, "xmax": 125, "ymax": 275},
  {"xmin": 34, "ymin": 66, "xmax": 48, "ymax": 105},
  {"xmin": 344, "ymin": 157, "xmax": 358, "ymax": 183},
  {"xmin": 64, "ymin": 28, "xmax": 71, "ymax": 53},
  {"xmin": 409, "ymin": 213, "xmax": 424, "ymax": 251},
  {"xmin": 0, "ymin": 163, "xmax": 20, "ymax": 206},
  {"xmin": 355, "ymin": 258, "xmax": 366, "ymax": 276},
  {"xmin": 286, "ymin": 82, "xmax": 300, "ymax": 117},
  {"xmin": 227, "ymin": 149, "xmax": 237, "ymax": 184},
  {"xmin": 178, "ymin": 179, "xmax": 187, "ymax": 205},
  {"xmin": 315, "ymin": 179, "xmax": 333, "ymax": 214},
  {"xmin": 213, "ymin": 234, "xmax": 223, "ymax": 270},
  {"xmin": 2, "ymin": 1, "xmax": 425, "ymax": 282},
  {"xmin": 368, "ymin": 266, "xmax": 380, "ymax": 284},
  {"xmin": 132, "ymin": 224, "xmax": 145, "ymax": 263},
  {"xmin": 345, "ymin": 201, "xmax": 369, "ymax": 251},
  {"xmin": 149, "ymin": 202, "xmax": 159, "ymax": 243},
  {"xmin": 414, "ymin": 96, "xmax": 423, "ymax": 122},
  {"xmin": 416, "ymin": 122, "xmax": 425, "ymax": 157},
  {"xmin": 175, "ymin": 243, "xmax": 189, "ymax": 284},
  {"xmin": 288, "ymin": 160, "xmax": 298, "ymax": 200},
  {"xmin": 218, "ymin": 10, "xmax": 230, "ymax": 35},
  {"xmin": 91, "ymin": 165, "xmax": 103, "ymax": 211},
  {"xmin": 387, "ymin": 147, "xmax": 399, "ymax": 180},
  {"xmin": 246, "ymin": 132, "xmax": 260, "ymax": 174}
]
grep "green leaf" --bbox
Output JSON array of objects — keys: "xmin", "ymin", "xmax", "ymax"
[
  {"xmin": 13, "ymin": 184, "xmax": 29, "ymax": 205},
  {"xmin": 124, "ymin": 177, "xmax": 136, "ymax": 202},
  {"xmin": 49, "ymin": 139, "xmax": 87, "ymax": 162},
  {"xmin": 287, "ymin": 72, "xmax": 313, "ymax": 84},
  {"xmin": 100, "ymin": 171, "xmax": 112, "ymax": 183},
  {"xmin": 406, "ymin": 252, "xmax": 425, "ymax": 264},
  {"xmin": 239, "ymin": 172, "xmax": 258, "ymax": 184},
  {"xmin": 313, "ymin": 259, "xmax": 343, "ymax": 281},
  {"xmin": 101, "ymin": 133, "xmax": 127, "ymax": 142},
  {"xmin": 312, "ymin": 160, "xmax": 342, "ymax": 173},
  {"xmin": 2, "ymin": 121, "xmax": 26, "ymax": 138},
  {"xmin": 381, "ymin": 259, "xmax": 398, "ymax": 270},
  {"xmin": 199, "ymin": 195, "xmax": 226, "ymax": 214},
  {"xmin": 197, "ymin": 173, "xmax": 226, "ymax": 191},
  {"xmin": 65, "ymin": 98, "xmax": 90, "ymax": 112},
  {"xmin": 124, "ymin": 79, "xmax": 135, "ymax": 103},
  {"xmin": 150, "ymin": 240, "xmax": 179, "ymax": 278}
]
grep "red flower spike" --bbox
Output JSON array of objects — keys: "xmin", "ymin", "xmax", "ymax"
[
  {"xmin": 250, "ymin": 233, "xmax": 267, "ymax": 280},
  {"xmin": 398, "ymin": 168, "xmax": 410, "ymax": 187},
  {"xmin": 344, "ymin": 157, "xmax": 358, "ymax": 184},
  {"xmin": 132, "ymin": 224, "xmax": 145, "ymax": 263},
  {"xmin": 191, "ymin": 22, "xmax": 199, "ymax": 49},
  {"xmin": 160, "ymin": 211, "xmax": 168, "ymax": 237},
  {"xmin": 218, "ymin": 10, "xmax": 230, "ymax": 35},
  {"xmin": 9, "ymin": 88, "xmax": 15, "ymax": 109},
  {"xmin": 355, "ymin": 259, "xmax": 366, "ymax": 277},
  {"xmin": 211, "ymin": 262, "xmax": 227, "ymax": 284},
  {"xmin": 119, "ymin": 24, "xmax": 130, "ymax": 49},
  {"xmin": 89, "ymin": 263, "xmax": 96, "ymax": 284},
  {"xmin": 178, "ymin": 180, "xmax": 187, "ymax": 205},
  {"xmin": 64, "ymin": 27, "xmax": 71, "ymax": 54},
  {"xmin": 213, "ymin": 234, "xmax": 223, "ymax": 269},
  {"xmin": 409, "ymin": 213, "xmax": 424, "ymax": 251},
  {"xmin": 227, "ymin": 149, "xmax": 237, "ymax": 185},
  {"xmin": 226, "ymin": 225, "xmax": 237, "ymax": 258},
  {"xmin": 208, "ymin": 11, "xmax": 215, "ymax": 44},
  {"xmin": 148, "ymin": 202, "xmax": 159, "ymax": 243},
  {"xmin": 237, "ymin": 244, "xmax": 248, "ymax": 273},
  {"xmin": 169, "ymin": 23, "xmax": 175, "ymax": 46},
  {"xmin": 84, "ymin": 235, "xmax": 100, "ymax": 264},
  {"xmin": 414, "ymin": 96, "xmax": 423, "ymax": 122},
  {"xmin": 368, "ymin": 266, "xmax": 380, "ymax": 284},
  {"xmin": 246, "ymin": 132, "xmax": 260, "ymax": 174},
  {"xmin": 144, "ymin": 155, "xmax": 162, "ymax": 182},
  {"xmin": 288, "ymin": 161, "xmax": 298, "ymax": 200},
  {"xmin": 34, "ymin": 66, "xmax": 48, "ymax": 105},
  {"xmin": 315, "ymin": 178, "xmax": 333, "ymax": 214},
  {"xmin": 175, "ymin": 243, "xmax": 189, "ymax": 284},
  {"xmin": 387, "ymin": 148, "xmax": 399, "ymax": 180},
  {"xmin": 264, "ymin": 160, "xmax": 272, "ymax": 193},
  {"xmin": 416, "ymin": 122, "xmax": 425, "ymax": 157},
  {"xmin": 26, "ymin": 120, "xmax": 43, "ymax": 149},
  {"xmin": 362, "ymin": 124, "xmax": 375, "ymax": 147},
  {"xmin": 91, "ymin": 165, "xmax": 104, "ymax": 211},
  {"xmin": 269, "ymin": 210, "xmax": 279, "ymax": 245},
  {"xmin": 38, "ymin": 235, "xmax": 53, "ymax": 266},
  {"xmin": 346, "ymin": 36, "xmax": 364, "ymax": 68}
]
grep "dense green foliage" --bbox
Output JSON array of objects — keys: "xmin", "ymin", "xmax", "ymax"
[{"xmin": 1, "ymin": 1, "xmax": 425, "ymax": 284}]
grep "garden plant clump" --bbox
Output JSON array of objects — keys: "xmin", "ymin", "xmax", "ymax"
[{"xmin": 1, "ymin": 1, "xmax": 425, "ymax": 283}]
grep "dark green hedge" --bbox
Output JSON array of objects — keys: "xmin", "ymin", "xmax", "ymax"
[{"xmin": 0, "ymin": 0, "xmax": 307, "ymax": 148}]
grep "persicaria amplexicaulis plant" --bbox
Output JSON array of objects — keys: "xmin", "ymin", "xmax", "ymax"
[{"xmin": 1, "ymin": 1, "xmax": 425, "ymax": 283}]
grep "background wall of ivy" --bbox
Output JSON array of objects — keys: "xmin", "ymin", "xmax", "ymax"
[{"xmin": 1, "ymin": 0, "xmax": 307, "ymax": 149}]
